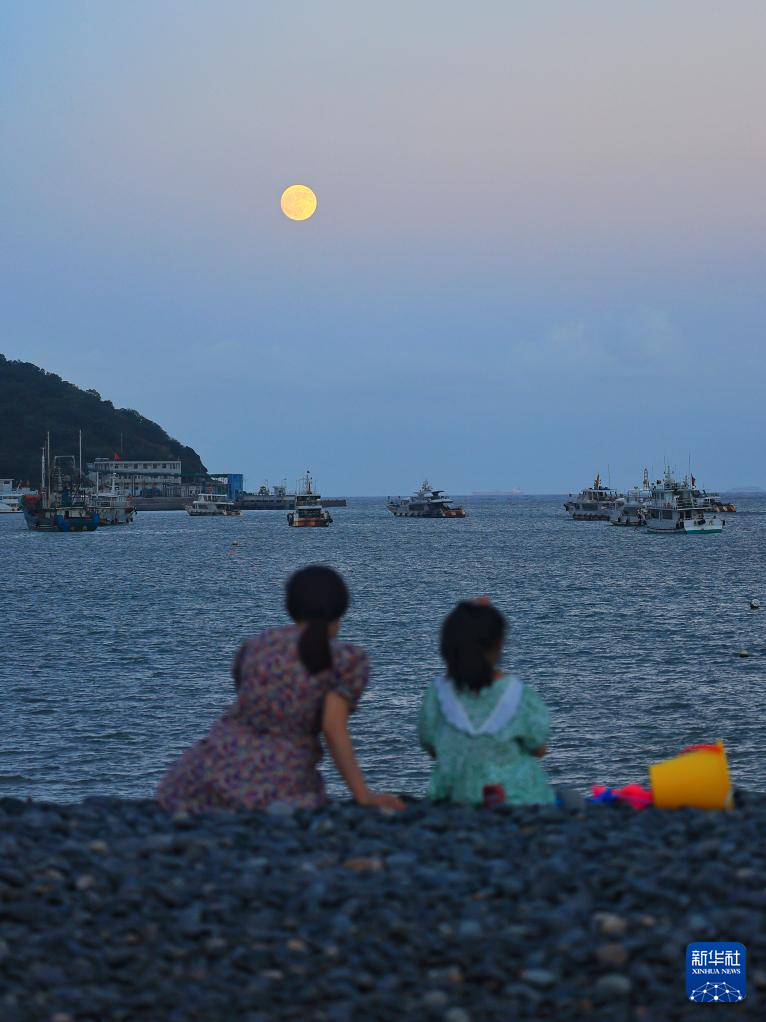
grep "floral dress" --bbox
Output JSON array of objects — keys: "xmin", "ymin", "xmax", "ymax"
[
  {"xmin": 156, "ymin": 625, "xmax": 368, "ymax": 813},
  {"xmin": 418, "ymin": 674, "xmax": 554, "ymax": 806}
]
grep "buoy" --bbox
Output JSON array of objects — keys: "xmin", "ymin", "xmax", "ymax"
[
  {"xmin": 739, "ymin": 650, "xmax": 749, "ymax": 658},
  {"xmin": 751, "ymin": 599, "xmax": 761, "ymax": 610}
]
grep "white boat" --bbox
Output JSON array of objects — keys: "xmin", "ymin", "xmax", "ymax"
[
  {"xmin": 609, "ymin": 469, "xmax": 651, "ymax": 527},
  {"xmin": 0, "ymin": 478, "xmax": 35, "ymax": 513},
  {"xmin": 645, "ymin": 469, "xmax": 723, "ymax": 535},
  {"xmin": 91, "ymin": 492, "xmax": 136, "ymax": 525},
  {"xmin": 287, "ymin": 472, "xmax": 332, "ymax": 527},
  {"xmin": 387, "ymin": 480, "xmax": 466, "ymax": 518},
  {"xmin": 564, "ymin": 474, "xmax": 623, "ymax": 521},
  {"xmin": 88, "ymin": 470, "xmax": 135, "ymax": 525},
  {"xmin": 186, "ymin": 493, "xmax": 240, "ymax": 516}
]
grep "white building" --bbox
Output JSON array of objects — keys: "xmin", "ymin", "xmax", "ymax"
[{"xmin": 86, "ymin": 458, "xmax": 194, "ymax": 497}]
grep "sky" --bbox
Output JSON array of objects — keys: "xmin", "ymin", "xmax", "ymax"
[{"xmin": 1, "ymin": 2, "xmax": 764, "ymax": 494}]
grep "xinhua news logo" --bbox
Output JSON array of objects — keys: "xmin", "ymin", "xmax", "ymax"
[{"xmin": 687, "ymin": 942, "xmax": 746, "ymax": 1002}]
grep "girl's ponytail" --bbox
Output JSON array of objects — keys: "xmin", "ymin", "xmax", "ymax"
[{"xmin": 440, "ymin": 602, "xmax": 506, "ymax": 692}]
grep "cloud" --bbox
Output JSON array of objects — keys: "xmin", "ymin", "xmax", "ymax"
[{"xmin": 512, "ymin": 307, "xmax": 686, "ymax": 378}]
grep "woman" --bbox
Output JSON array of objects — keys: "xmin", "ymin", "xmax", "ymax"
[
  {"xmin": 419, "ymin": 600, "xmax": 554, "ymax": 806},
  {"xmin": 157, "ymin": 565, "xmax": 403, "ymax": 813}
]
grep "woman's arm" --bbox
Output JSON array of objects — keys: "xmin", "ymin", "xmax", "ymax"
[{"xmin": 322, "ymin": 691, "xmax": 405, "ymax": 811}]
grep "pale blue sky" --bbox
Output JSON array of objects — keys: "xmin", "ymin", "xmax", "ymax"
[{"xmin": 1, "ymin": 2, "xmax": 764, "ymax": 493}]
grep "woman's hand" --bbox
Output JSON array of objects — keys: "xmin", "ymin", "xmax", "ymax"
[
  {"xmin": 533, "ymin": 745, "xmax": 547, "ymax": 758},
  {"xmin": 356, "ymin": 790, "xmax": 406, "ymax": 812}
]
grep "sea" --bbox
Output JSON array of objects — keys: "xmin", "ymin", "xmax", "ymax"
[{"xmin": 2, "ymin": 496, "xmax": 764, "ymax": 803}]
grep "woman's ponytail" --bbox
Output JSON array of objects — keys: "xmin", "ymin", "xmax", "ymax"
[
  {"xmin": 286, "ymin": 565, "xmax": 350, "ymax": 675},
  {"xmin": 298, "ymin": 618, "xmax": 332, "ymax": 674},
  {"xmin": 440, "ymin": 602, "xmax": 506, "ymax": 692}
]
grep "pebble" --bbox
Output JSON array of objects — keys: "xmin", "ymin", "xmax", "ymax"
[
  {"xmin": 444, "ymin": 1009, "xmax": 471, "ymax": 1022},
  {"xmin": 0, "ymin": 796, "xmax": 763, "ymax": 1021},
  {"xmin": 265, "ymin": 801, "xmax": 295, "ymax": 818},
  {"xmin": 423, "ymin": 989, "xmax": 449, "ymax": 1008},
  {"xmin": 595, "ymin": 973, "xmax": 633, "ymax": 997},
  {"xmin": 520, "ymin": 968, "xmax": 557, "ymax": 987},
  {"xmin": 592, "ymin": 912, "xmax": 628, "ymax": 936},
  {"xmin": 595, "ymin": 942, "xmax": 629, "ymax": 967},
  {"xmin": 342, "ymin": 857, "xmax": 384, "ymax": 873}
]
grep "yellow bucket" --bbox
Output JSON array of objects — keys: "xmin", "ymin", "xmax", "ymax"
[{"xmin": 649, "ymin": 740, "xmax": 733, "ymax": 810}]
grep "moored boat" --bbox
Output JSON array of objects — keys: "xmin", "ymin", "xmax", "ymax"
[
  {"xmin": 645, "ymin": 469, "xmax": 723, "ymax": 535},
  {"xmin": 22, "ymin": 437, "xmax": 99, "ymax": 532},
  {"xmin": 565, "ymin": 474, "xmax": 623, "ymax": 521},
  {"xmin": 186, "ymin": 493, "xmax": 240, "ymax": 516},
  {"xmin": 688, "ymin": 477, "xmax": 736, "ymax": 514},
  {"xmin": 609, "ymin": 469, "xmax": 651, "ymax": 527},
  {"xmin": 22, "ymin": 492, "xmax": 100, "ymax": 532},
  {"xmin": 90, "ymin": 492, "xmax": 136, "ymax": 525},
  {"xmin": 288, "ymin": 472, "xmax": 332, "ymax": 527},
  {"xmin": 386, "ymin": 480, "xmax": 466, "ymax": 518},
  {"xmin": 0, "ymin": 478, "xmax": 35, "ymax": 514}
]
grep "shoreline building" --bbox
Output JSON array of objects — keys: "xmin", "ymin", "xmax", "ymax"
[{"xmin": 86, "ymin": 458, "xmax": 199, "ymax": 499}]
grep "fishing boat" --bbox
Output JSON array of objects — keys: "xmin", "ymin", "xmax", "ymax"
[
  {"xmin": 609, "ymin": 469, "xmax": 651, "ymax": 527},
  {"xmin": 22, "ymin": 437, "xmax": 99, "ymax": 532},
  {"xmin": 688, "ymin": 477, "xmax": 736, "ymax": 514},
  {"xmin": 88, "ymin": 469, "xmax": 135, "ymax": 525},
  {"xmin": 90, "ymin": 492, "xmax": 136, "ymax": 525},
  {"xmin": 287, "ymin": 472, "xmax": 332, "ymax": 527},
  {"xmin": 386, "ymin": 480, "xmax": 466, "ymax": 518},
  {"xmin": 186, "ymin": 493, "xmax": 240, "ymax": 516},
  {"xmin": 645, "ymin": 469, "xmax": 723, "ymax": 535},
  {"xmin": 564, "ymin": 474, "xmax": 623, "ymax": 521}
]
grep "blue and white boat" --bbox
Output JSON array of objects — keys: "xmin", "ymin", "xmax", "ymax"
[
  {"xmin": 22, "ymin": 490, "xmax": 100, "ymax": 532},
  {"xmin": 22, "ymin": 437, "xmax": 100, "ymax": 532}
]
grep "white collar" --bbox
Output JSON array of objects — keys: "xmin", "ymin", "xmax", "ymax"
[{"xmin": 434, "ymin": 675, "xmax": 524, "ymax": 736}]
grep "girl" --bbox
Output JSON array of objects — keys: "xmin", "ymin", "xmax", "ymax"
[
  {"xmin": 157, "ymin": 565, "xmax": 403, "ymax": 813},
  {"xmin": 419, "ymin": 601, "xmax": 554, "ymax": 806}
]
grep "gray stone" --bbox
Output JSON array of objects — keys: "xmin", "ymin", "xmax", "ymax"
[
  {"xmin": 520, "ymin": 968, "xmax": 557, "ymax": 988},
  {"xmin": 457, "ymin": 919, "xmax": 483, "ymax": 939},
  {"xmin": 423, "ymin": 989, "xmax": 450, "ymax": 1009},
  {"xmin": 595, "ymin": 973, "xmax": 633, "ymax": 997}
]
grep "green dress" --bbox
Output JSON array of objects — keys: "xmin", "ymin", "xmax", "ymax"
[{"xmin": 418, "ymin": 674, "xmax": 555, "ymax": 806}]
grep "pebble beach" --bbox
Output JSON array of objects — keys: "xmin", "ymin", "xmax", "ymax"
[{"xmin": 1, "ymin": 794, "xmax": 764, "ymax": 1021}]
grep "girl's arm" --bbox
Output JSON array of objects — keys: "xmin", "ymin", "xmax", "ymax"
[
  {"xmin": 518, "ymin": 688, "xmax": 551, "ymax": 758},
  {"xmin": 322, "ymin": 691, "xmax": 405, "ymax": 811}
]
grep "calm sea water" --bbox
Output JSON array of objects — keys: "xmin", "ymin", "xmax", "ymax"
[{"xmin": 2, "ymin": 496, "xmax": 764, "ymax": 802}]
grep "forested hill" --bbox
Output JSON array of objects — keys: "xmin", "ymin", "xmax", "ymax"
[{"xmin": 0, "ymin": 355, "xmax": 207, "ymax": 482}]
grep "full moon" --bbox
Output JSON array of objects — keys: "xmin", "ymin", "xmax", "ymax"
[{"xmin": 280, "ymin": 184, "xmax": 317, "ymax": 221}]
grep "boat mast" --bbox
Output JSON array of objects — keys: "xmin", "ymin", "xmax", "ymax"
[
  {"xmin": 41, "ymin": 444, "xmax": 46, "ymax": 496},
  {"xmin": 79, "ymin": 429, "xmax": 83, "ymax": 481},
  {"xmin": 46, "ymin": 432, "xmax": 51, "ymax": 500}
]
